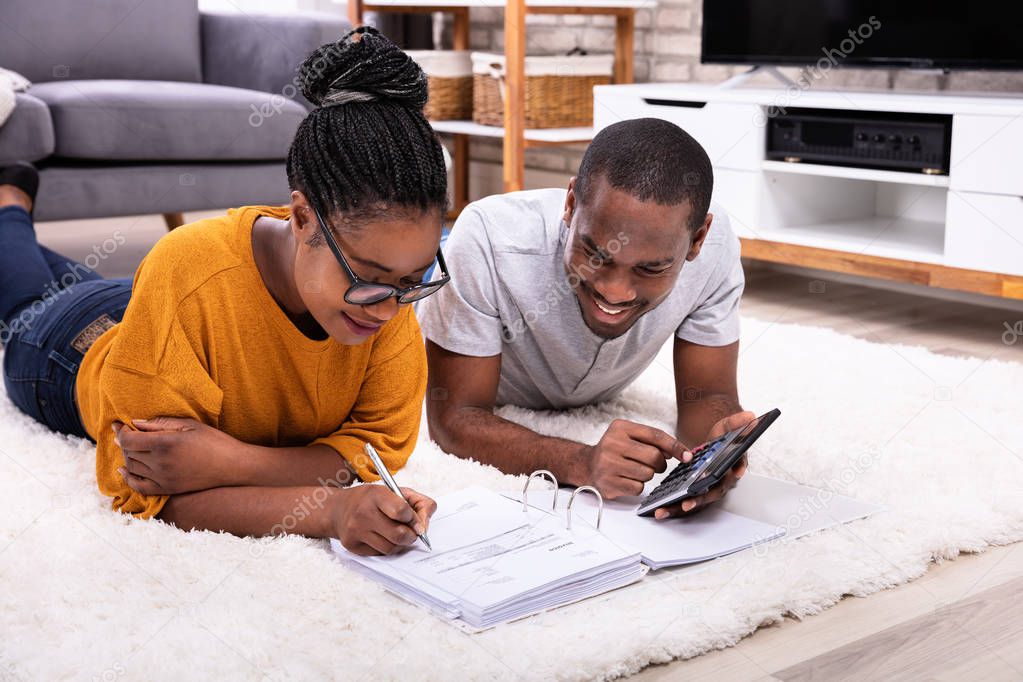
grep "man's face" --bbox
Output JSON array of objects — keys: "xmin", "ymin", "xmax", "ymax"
[{"xmin": 562, "ymin": 175, "xmax": 712, "ymax": 339}]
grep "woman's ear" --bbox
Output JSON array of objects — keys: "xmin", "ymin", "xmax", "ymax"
[{"xmin": 290, "ymin": 190, "xmax": 316, "ymax": 240}]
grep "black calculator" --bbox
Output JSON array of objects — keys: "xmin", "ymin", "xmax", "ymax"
[{"xmin": 635, "ymin": 408, "xmax": 781, "ymax": 517}]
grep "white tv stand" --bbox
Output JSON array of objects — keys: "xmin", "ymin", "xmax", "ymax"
[{"xmin": 593, "ymin": 84, "xmax": 1023, "ymax": 300}]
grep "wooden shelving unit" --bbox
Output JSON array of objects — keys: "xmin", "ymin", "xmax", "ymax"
[{"xmin": 347, "ymin": 0, "xmax": 648, "ymax": 212}]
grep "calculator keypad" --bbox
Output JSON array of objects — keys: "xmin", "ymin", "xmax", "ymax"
[
  {"xmin": 637, "ymin": 408, "xmax": 780, "ymax": 516},
  {"xmin": 642, "ymin": 434, "xmax": 729, "ymax": 506}
]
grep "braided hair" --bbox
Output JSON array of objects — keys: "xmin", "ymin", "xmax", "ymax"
[{"xmin": 287, "ymin": 26, "xmax": 448, "ymax": 231}]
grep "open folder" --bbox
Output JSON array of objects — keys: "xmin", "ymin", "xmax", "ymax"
[
  {"xmin": 516, "ymin": 473, "xmax": 882, "ymax": 569},
  {"xmin": 330, "ymin": 473, "xmax": 882, "ymax": 630},
  {"xmin": 511, "ymin": 489, "xmax": 783, "ymax": 569}
]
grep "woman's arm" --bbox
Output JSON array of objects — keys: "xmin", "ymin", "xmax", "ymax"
[
  {"xmin": 241, "ymin": 443, "xmax": 358, "ymax": 487},
  {"xmin": 160, "ymin": 485, "xmax": 340, "ymax": 537},
  {"xmin": 115, "ymin": 417, "xmax": 360, "ymax": 495},
  {"xmin": 157, "ymin": 483, "xmax": 437, "ymax": 556}
]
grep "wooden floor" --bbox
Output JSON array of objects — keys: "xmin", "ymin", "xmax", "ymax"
[
  {"xmin": 738, "ymin": 262, "xmax": 1023, "ymax": 361},
  {"xmin": 634, "ymin": 544, "xmax": 1023, "ymax": 682},
  {"xmin": 36, "ymin": 213, "xmax": 1023, "ymax": 682}
]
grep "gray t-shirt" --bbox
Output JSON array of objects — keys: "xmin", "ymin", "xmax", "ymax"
[{"xmin": 417, "ymin": 188, "xmax": 744, "ymax": 410}]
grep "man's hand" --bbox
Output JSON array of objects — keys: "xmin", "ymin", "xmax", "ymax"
[
  {"xmin": 114, "ymin": 417, "xmax": 251, "ymax": 495},
  {"xmin": 330, "ymin": 485, "xmax": 437, "ymax": 556},
  {"xmin": 655, "ymin": 410, "xmax": 756, "ymax": 520},
  {"xmin": 583, "ymin": 419, "xmax": 688, "ymax": 499}
]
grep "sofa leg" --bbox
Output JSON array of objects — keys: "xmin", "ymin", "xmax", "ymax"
[{"xmin": 163, "ymin": 212, "xmax": 186, "ymax": 230}]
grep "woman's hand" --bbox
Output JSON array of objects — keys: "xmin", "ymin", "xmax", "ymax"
[
  {"xmin": 654, "ymin": 410, "xmax": 756, "ymax": 520},
  {"xmin": 329, "ymin": 485, "xmax": 437, "ymax": 556},
  {"xmin": 114, "ymin": 417, "xmax": 252, "ymax": 495}
]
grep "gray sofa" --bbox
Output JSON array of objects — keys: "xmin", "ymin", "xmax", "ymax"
[{"xmin": 0, "ymin": 1, "xmax": 348, "ymax": 224}]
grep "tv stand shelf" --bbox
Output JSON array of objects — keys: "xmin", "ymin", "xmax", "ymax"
[
  {"xmin": 753, "ymin": 216, "xmax": 947, "ymax": 263},
  {"xmin": 594, "ymin": 83, "xmax": 1023, "ymax": 300},
  {"xmin": 760, "ymin": 160, "xmax": 951, "ymax": 187}
]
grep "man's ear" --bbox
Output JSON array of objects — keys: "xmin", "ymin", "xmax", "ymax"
[
  {"xmin": 562, "ymin": 177, "xmax": 577, "ymax": 226},
  {"xmin": 685, "ymin": 212, "xmax": 714, "ymax": 261}
]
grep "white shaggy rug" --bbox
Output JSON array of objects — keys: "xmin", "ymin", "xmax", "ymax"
[{"xmin": 2, "ymin": 316, "xmax": 1022, "ymax": 681}]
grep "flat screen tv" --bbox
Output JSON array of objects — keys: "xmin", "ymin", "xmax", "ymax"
[{"xmin": 702, "ymin": 1, "xmax": 1023, "ymax": 71}]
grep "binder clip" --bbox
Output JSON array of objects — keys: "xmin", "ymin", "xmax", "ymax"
[
  {"xmin": 566, "ymin": 486, "xmax": 604, "ymax": 531},
  {"xmin": 522, "ymin": 469, "xmax": 559, "ymax": 512}
]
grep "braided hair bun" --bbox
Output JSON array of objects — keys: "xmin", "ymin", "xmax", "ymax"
[
  {"xmin": 298, "ymin": 26, "xmax": 428, "ymax": 110},
  {"xmin": 286, "ymin": 27, "xmax": 447, "ymax": 222}
]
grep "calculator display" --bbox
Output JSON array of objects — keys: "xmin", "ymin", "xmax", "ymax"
[{"xmin": 692, "ymin": 416, "xmax": 762, "ymax": 479}]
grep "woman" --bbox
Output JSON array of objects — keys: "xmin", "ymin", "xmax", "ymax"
[{"xmin": 0, "ymin": 28, "xmax": 447, "ymax": 556}]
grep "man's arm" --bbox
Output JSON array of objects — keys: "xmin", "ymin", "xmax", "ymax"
[
  {"xmin": 673, "ymin": 338, "xmax": 745, "ymax": 446},
  {"xmin": 425, "ymin": 342, "xmax": 590, "ymax": 484},
  {"xmin": 426, "ymin": 341, "xmax": 678, "ymax": 497},
  {"xmin": 659, "ymin": 336, "xmax": 755, "ymax": 519}
]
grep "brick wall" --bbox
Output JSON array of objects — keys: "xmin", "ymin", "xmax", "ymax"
[{"xmin": 451, "ymin": 0, "xmax": 1023, "ymax": 198}]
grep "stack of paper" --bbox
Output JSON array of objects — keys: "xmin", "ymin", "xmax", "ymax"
[{"xmin": 330, "ymin": 486, "xmax": 647, "ymax": 631}]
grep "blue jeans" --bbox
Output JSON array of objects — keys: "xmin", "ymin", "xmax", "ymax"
[{"xmin": 0, "ymin": 206, "xmax": 132, "ymax": 438}]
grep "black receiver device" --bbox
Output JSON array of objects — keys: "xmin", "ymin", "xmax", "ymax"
[{"xmin": 767, "ymin": 107, "xmax": 952, "ymax": 175}]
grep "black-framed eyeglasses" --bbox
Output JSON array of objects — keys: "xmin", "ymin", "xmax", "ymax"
[{"xmin": 311, "ymin": 204, "xmax": 450, "ymax": 306}]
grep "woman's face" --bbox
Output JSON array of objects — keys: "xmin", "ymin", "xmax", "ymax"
[{"xmin": 290, "ymin": 197, "xmax": 443, "ymax": 345}]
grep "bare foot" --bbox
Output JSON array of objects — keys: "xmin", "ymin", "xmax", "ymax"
[{"xmin": 0, "ymin": 185, "xmax": 32, "ymax": 212}]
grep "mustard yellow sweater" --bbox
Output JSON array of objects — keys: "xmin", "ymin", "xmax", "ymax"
[{"xmin": 76, "ymin": 205, "xmax": 427, "ymax": 518}]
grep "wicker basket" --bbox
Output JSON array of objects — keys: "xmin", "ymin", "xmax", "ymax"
[
  {"xmin": 407, "ymin": 50, "xmax": 473, "ymax": 121},
  {"xmin": 471, "ymin": 52, "xmax": 614, "ymax": 129}
]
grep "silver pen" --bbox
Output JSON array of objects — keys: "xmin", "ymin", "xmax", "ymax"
[{"xmin": 363, "ymin": 443, "xmax": 432, "ymax": 551}]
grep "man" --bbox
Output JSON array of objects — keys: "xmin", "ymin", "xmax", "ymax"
[{"xmin": 417, "ymin": 118, "xmax": 755, "ymax": 519}]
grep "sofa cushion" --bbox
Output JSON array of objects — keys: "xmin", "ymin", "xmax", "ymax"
[
  {"xmin": 35, "ymin": 162, "xmax": 290, "ymax": 222},
  {"xmin": 30, "ymin": 80, "xmax": 308, "ymax": 162},
  {"xmin": 0, "ymin": 0, "xmax": 201, "ymax": 84},
  {"xmin": 201, "ymin": 12, "xmax": 350, "ymax": 109},
  {"xmin": 0, "ymin": 93, "xmax": 55, "ymax": 165}
]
